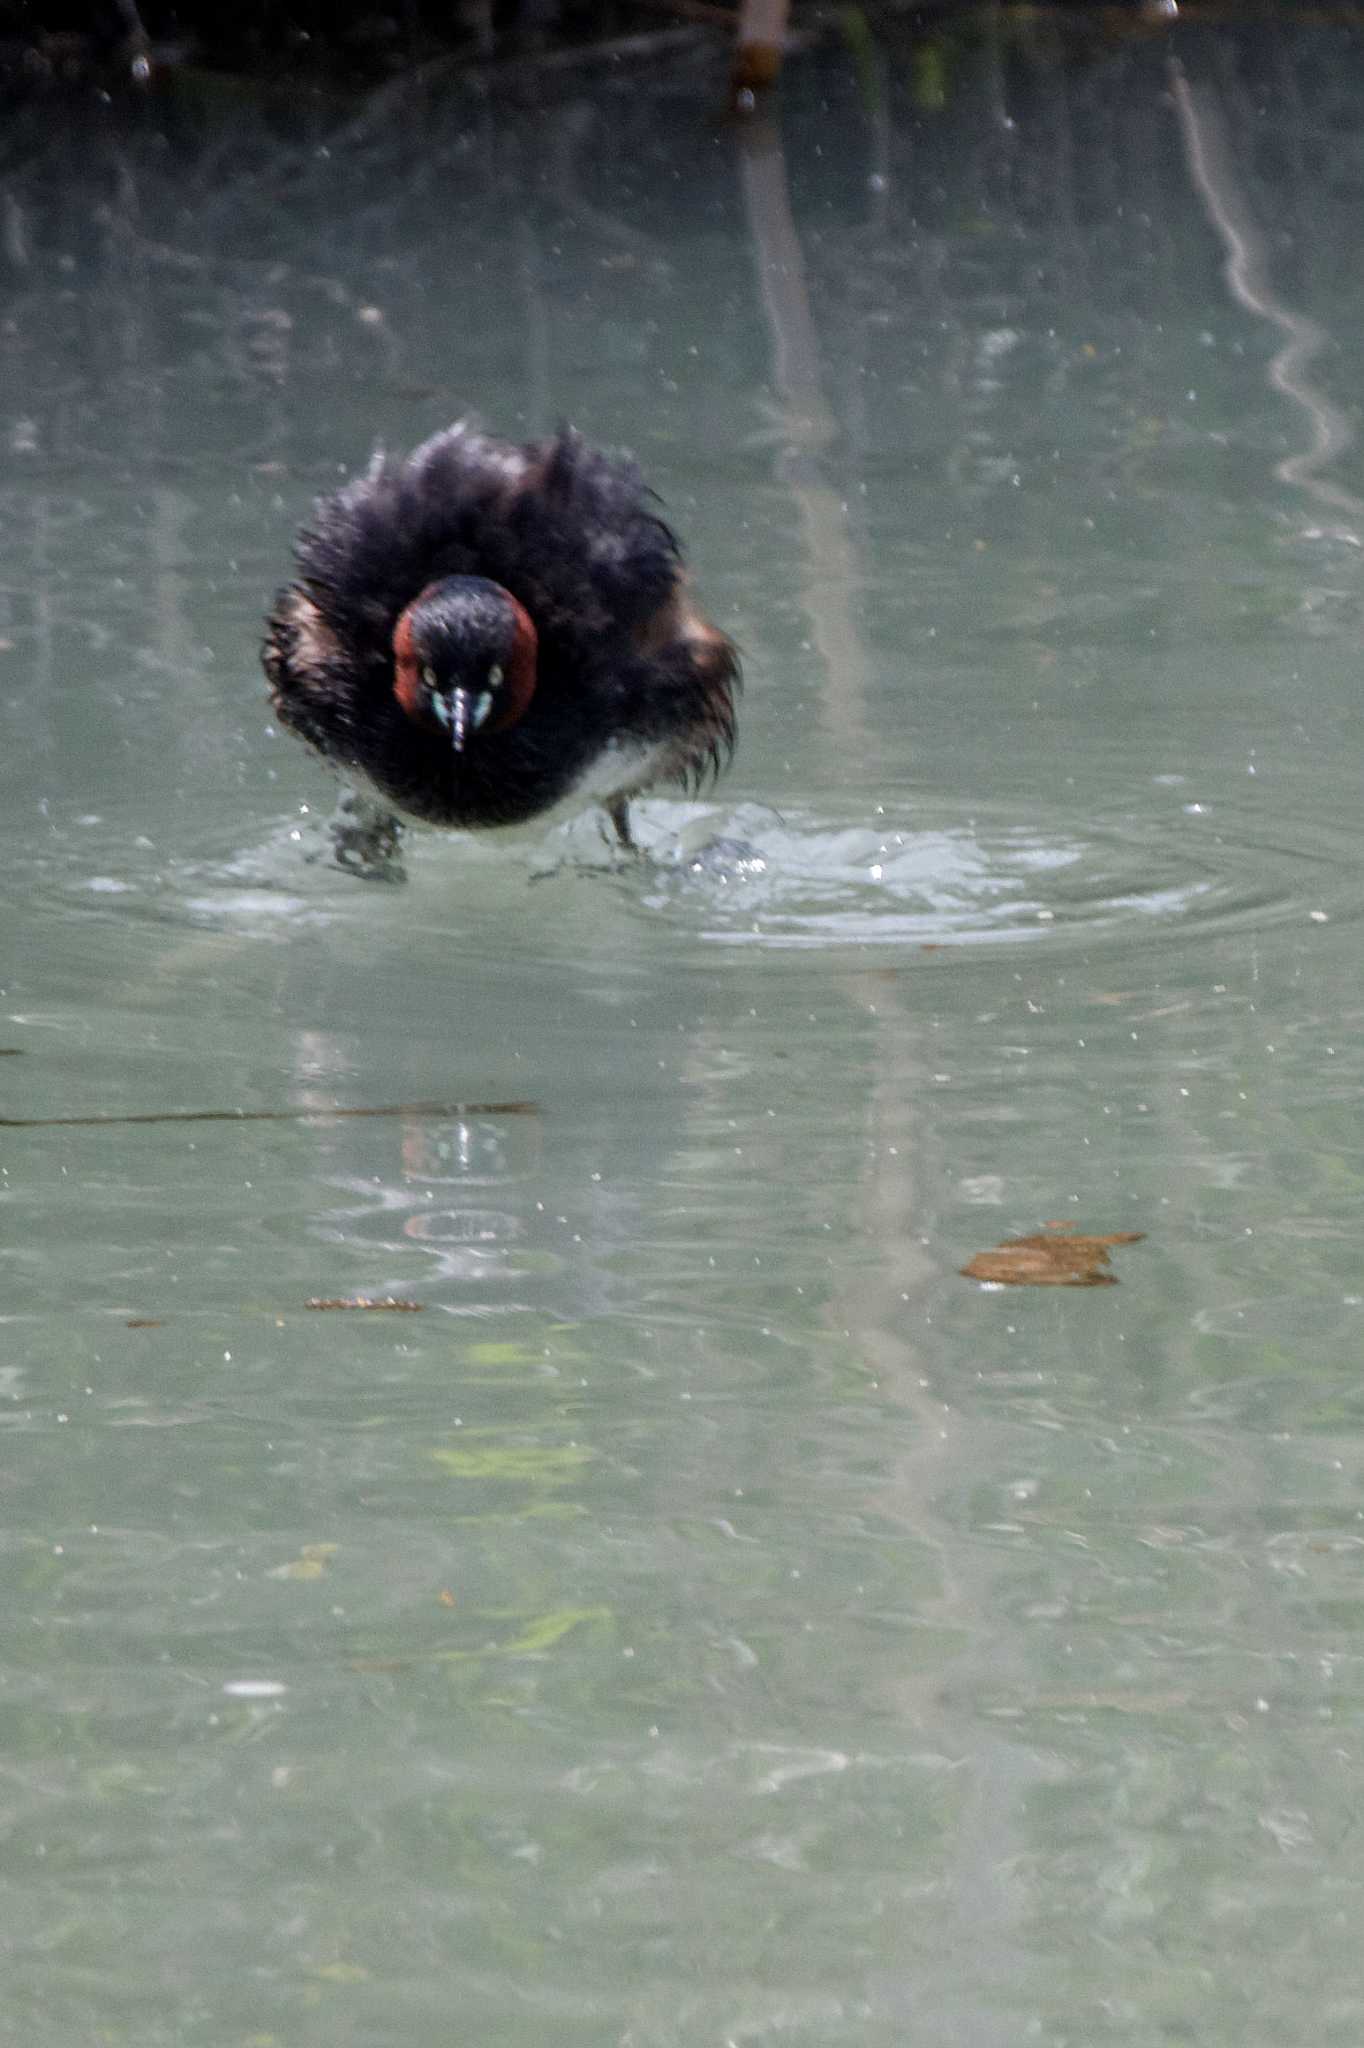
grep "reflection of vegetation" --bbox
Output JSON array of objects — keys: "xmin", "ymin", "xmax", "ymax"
[
  {"xmin": 2, "ymin": 0, "xmax": 1193, "ymax": 97},
  {"xmin": 5, "ymin": 2, "xmax": 719, "ymax": 81},
  {"xmin": 430, "ymin": 1439, "xmax": 593, "ymax": 1483},
  {"xmin": 349, "ymin": 1602, "xmax": 613, "ymax": 1671},
  {"xmin": 839, "ymin": 5, "xmax": 885, "ymax": 116},
  {"xmin": 911, "ymin": 33, "xmax": 950, "ymax": 111},
  {"xmin": 436, "ymin": 1604, "xmax": 613, "ymax": 1659},
  {"xmin": 462, "ymin": 1336, "xmax": 588, "ymax": 1376}
]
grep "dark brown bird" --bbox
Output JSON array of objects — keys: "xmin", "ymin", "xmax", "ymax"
[{"xmin": 263, "ymin": 423, "xmax": 738, "ymax": 865}]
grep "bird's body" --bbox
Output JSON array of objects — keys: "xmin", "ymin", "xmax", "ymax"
[{"xmin": 262, "ymin": 423, "xmax": 738, "ymax": 858}]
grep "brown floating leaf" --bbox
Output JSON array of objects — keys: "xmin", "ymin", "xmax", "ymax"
[
  {"xmin": 961, "ymin": 1223, "xmax": 1144, "ymax": 1288},
  {"xmin": 305, "ymin": 1296, "xmax": 425, "ymax": 1313}
]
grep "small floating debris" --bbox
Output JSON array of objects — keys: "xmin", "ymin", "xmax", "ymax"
[
  {"xmin": 961, "ymin": 1223, "xmax": 1145, "ymax": 1288},
  {"xmin": 305, "ymin": 1296, "xmax": 425, "ymax": 1313},
  {"xmin": 268, "ymin": 1543, "xmax": 338, "ymax": 1581}
]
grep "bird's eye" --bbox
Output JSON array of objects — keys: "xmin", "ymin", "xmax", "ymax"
[
  {"xmin": 421, "ymin": 665, "xmax": 437, "ymax": 689},
  {"xmin": 487, "ymin": 665, "xmax": 504, "ymax": 690}
]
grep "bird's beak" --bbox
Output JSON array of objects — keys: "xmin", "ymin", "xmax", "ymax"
[{"xmin": 445, "ymin": 689, "xmax": 473, "ymax": 754}]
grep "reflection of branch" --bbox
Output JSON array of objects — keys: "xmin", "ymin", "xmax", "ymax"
[
  {"xmin": 737, "ymin": 117, "xmax": 871, "ymax": 751},
  {"xmin": 517, "ymin": 210, "xmax": 552, "ymax": 429},
  {"xmin": 2, "ymin": 189, "xmax": 28, "ymax": 267},
  {"xmin": 1170, "ymin": 57, "xmax": 1364, "ymax": 530},
  {"xmin": 737, "ymin": 107, "xmax": 935, "ymax": 1323},
  {"xmin": 150, "ymin": 488, "xmax": 194, "ymax": 750},
  {"xmin": 0, "ymin": 1100, "xmax": 537, "ymax": 1130},
  {"xmin": 732, "ymin": 0, "xmax": 788, "ymax": 95},
  {"xmin": 738, "ymin": 101, "xmax": 987, "ymax": 1773}
]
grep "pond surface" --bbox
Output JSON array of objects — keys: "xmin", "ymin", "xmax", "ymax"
[{"xmin": 4, "ymin": 14, "xmax": 1364, "ymax": 2044}]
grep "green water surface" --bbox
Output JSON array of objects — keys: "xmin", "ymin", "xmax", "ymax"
[{"xmin": 2, "ymin": 14, "xmax": 1363, "ymax": 2044}]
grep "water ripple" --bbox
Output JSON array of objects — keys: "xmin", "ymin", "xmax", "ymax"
[{"xmin": 628, "ymin": 796, "xmax": 1360, "ymax": 954}]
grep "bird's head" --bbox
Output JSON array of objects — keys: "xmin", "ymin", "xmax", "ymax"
[{"xmin": 392, "ymin": 576, "xmax": 538, "ymax": 751}]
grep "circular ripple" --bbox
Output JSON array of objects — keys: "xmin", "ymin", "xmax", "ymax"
[
  {"xmin": 626, "ymin": 796, "xmax": 1362, "ymax": 952},
  {"xmin": 16, "ymin": 790, "xmax": 1362, "ymax": 964}
]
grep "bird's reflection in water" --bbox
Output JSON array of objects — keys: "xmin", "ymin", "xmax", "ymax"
[
  {"xmin": 400, "ymin": 1113, "xmax": 536, "ymax": 1286},
  {"xmin": 307, "ymin": 1095, "xmax": 547, "ymax": 1311}
]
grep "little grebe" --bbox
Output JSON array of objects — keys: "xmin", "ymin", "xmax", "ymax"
[{"xmin": 263, "ymin": 422, "xmax": 739, "ymax": 861}]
